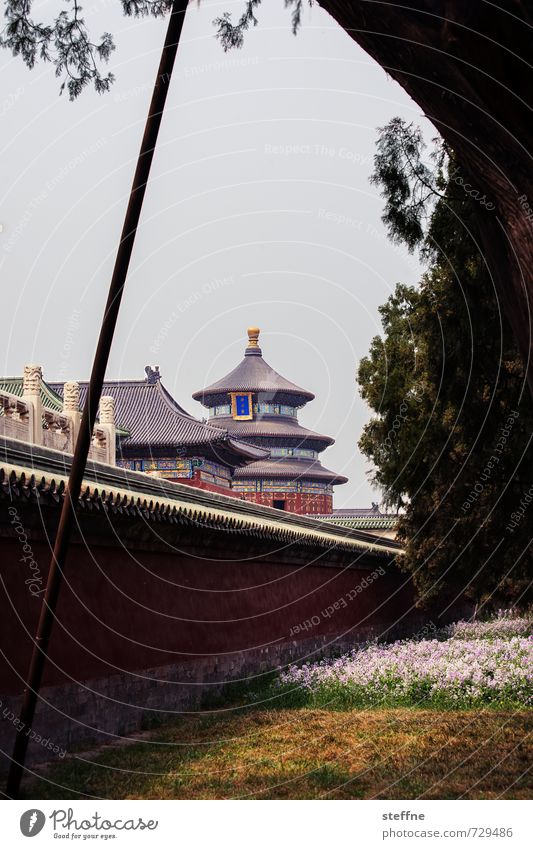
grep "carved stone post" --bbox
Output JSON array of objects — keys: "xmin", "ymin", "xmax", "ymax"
[
  {"xmin": 99, "ymin": 395, "xmax": 116, "ymax": 465},
  {"xmin": 63, "ymin": 381, "xmax": 81, "ymax": 453},
  {"xmin": 22, "ymin": 364, "xmax": 42, "ymax": 444}
]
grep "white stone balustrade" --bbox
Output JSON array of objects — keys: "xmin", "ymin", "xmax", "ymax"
[
  {"xmin": 22, "ymin": 363, "xmax": 42, "ymax": 443},
  {"xmin": 0, "ymin": 365, "xmax": 116, "ymax": 465},
  {"xmin": 97, "ymin": 396, "xmax": 116, "ymax": 465},
  {"xmin": 0, "ymin": 392, "xmax": 32, "ymax": 442}
]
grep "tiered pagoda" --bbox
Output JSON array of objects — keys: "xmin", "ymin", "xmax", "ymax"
[
  {"xmin": 192, "ymin": 328, "xmax": 348, "ymax": 513},
  {"xmin": 49, "ymin": 367, "xmax": 267, "ymax": 494}
]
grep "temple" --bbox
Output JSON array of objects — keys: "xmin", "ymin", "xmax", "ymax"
[
  {"xmin": 49, "ymin": 367, "xmax": 267, "ymax": 494},
  {"xmin": 1, "ymin": 344, "xmax": 380, "ymax": 516},
  {"xmin": 192, "ymin": 328, "xmax": 348, "ymax": 514}
]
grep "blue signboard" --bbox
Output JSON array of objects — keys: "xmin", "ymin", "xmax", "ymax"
[
  {"xmin": 230, "ymin": 392, "xmax": 253, "ymax": 420},
  {"xmin": 235, "ymin": 394, "xmax": 250, "ymax": 416}
]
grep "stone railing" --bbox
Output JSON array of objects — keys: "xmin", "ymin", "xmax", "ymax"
[
  {"xmin": 0, "ymin": 393, "xmax": 32, "ymax": 443},
  {"xmin": 0, "ymin": 365, "xmax": 116, "ymax": 465},
  {"xmin": 42, "ymin": 408, "xmax": 71, "ymax": 452}
]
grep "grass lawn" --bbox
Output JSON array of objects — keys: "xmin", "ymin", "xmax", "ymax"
[{"xmin": 22, "ymin": 707, "xmax": 532, "ymax": 800}]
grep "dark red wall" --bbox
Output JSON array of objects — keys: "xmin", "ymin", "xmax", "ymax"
[{"xmin": 0, "ymin": 508, "xmax": 411, "ymax": 698}]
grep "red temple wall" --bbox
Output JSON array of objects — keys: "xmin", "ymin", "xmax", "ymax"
[
  {"xmin": 177, "ymin": 476, "xmax": 243, "ymax": 498},
  {"xmin": 0, "ymin": 520, "xmax": 405, "ymax": 697},
  {"xmin": 241, "ymin": 491, "xmax": 333, "ymax": 514}
]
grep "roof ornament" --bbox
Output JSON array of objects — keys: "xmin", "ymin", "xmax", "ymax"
[
  {"xmin": 63, "ymin": 381, "xmax": 80, "ymax": 412},
  {"xmin": 100, "ymin": 395, "xmax": 115, "ymax": 425},
  {"xmin": 22, "ymin": 364, "xmax": 42, "ymax": 396},
  {"xmin": 144, "ymin": 365, "xmax": 161, "ymax": 384},
  {"xmin": 245, "ymin": 326, "xmax": 262, "ymax": 357}
]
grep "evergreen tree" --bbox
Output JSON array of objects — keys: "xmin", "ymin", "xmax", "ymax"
[{"xmin": 358, "ymin": 119, "xmax": 533, "ymax": 610}]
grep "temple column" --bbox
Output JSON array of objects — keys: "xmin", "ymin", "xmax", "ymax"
[
  {"xmin": 21, "ymin": 364, "xmax": 42, "ymax": 445},
  {"xmin": 63, "ymin": 381, "xmax": 81, "ymax": 453},
  {"xmin": 99, "ymin": 396, "xmax": 116, "ymax": 466}
]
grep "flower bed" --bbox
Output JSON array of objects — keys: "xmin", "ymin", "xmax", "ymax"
[
  {"xmin": 279, "ymin": 616, "xmax": 533, "ymax": 709},
  {"xmin": 444, "ymin": 613, "xmax": 531, "ymax": 640}
]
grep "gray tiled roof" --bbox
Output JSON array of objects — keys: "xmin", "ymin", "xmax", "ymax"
[
  {"xmin": 193, "ymin": 349, "xmax": 314, "ymax": 406},
  {"xmin": 332, "ymin": 507, "xmax": 384, "ymax": 517},
  {"xmin": 49, "ymin": 379, "xmax": 266, "ymax": 461},
  {"xmin": 233, "ymin": 457, "xmax": 348, "ymax": 485},
  {"xmin": 315, "ymin": 514, "xmax": 398, "ymax": 530},
  {"xmin": 209, "ymin": 414, "xmax": 334, "ymax": 448}
]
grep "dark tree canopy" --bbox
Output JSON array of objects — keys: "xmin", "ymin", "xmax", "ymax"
[{"xmin": 358, "ymin": 119, "xmax": 533, "ymax": 610}]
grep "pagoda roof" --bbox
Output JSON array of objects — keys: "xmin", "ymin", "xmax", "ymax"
[
  {"xmin": 233, "ymin": 457, "xmax": 348, "ymax": 485},
  {"xmin": 49, "ymin": 373, "xmax": 267, "ymax": 465},
  {"xmin": 193, "ymin": 328, "xmax": 314, "ymax": 407},
  {"xmin": 210, "ymin": 414, "xmax": 334, "ymax": 449}
]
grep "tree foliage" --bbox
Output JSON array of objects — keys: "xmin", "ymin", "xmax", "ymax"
[
  {"xmin": 0, "ymin": 0, "xmax": 172, "ymax": 99},
  {"xmin": 0, "ymin": 0, "xmax": 309, "ymax": 98},
  {"xmin": 214, "ymin": 0, "xmax": 308, "ymax": 49},
  {"xmin": 358, "ymin": 119, "xmax": 533, "ymax": 611}
]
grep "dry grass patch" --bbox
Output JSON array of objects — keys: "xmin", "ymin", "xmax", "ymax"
[{"xmin": 22, "ymin": 708, "xmax": 532, "ymax": 800}]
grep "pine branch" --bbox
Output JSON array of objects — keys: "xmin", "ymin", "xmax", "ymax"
[{"xmin": 0, "ymin": 0, "xmax": 172, "ymax": 99}]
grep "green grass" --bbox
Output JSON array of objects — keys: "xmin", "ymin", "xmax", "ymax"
[
  {"xmin": 22, "ymin": 708, "xmax": 532, "ymax": 800},
  {"xmin": 270, "ymin": 681, "xmax": 532, "ymax": 711}
]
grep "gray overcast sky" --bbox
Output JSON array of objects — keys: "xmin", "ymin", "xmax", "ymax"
[{"xmin": 0, "ymin": 0, "xmax": 435, "ymax": 506}]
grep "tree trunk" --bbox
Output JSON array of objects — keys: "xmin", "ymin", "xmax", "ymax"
[{"xmin": 319, "ymin": 0, "xmax": 533, "ymax": 393}]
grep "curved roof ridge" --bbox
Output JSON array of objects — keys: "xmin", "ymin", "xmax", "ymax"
[
  {"xmin": 206, "ymin": 414, "xmax": 334, "ymax": 447},
  {"xmin": 49, "ymin": 378, "xmax": 231, "ymax": 449},
  {"xmin": 47, "ymin": 377, "xmax": 269, "ymax": 461},
  {"xmin": 192, "ymin": 353, "xmax": 315, "ymax": 405},
  {"xmin": 156, "ymin": 379, "xmax": 213, "ymax": 424},
  {"xmin": 233, "ymin": 456, "xmax": 348, "ymax": 485}
]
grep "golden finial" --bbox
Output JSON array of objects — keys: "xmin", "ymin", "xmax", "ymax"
[{"xmin": 247, "ymin": 326, "xmax": 260, "ymax": 348}]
